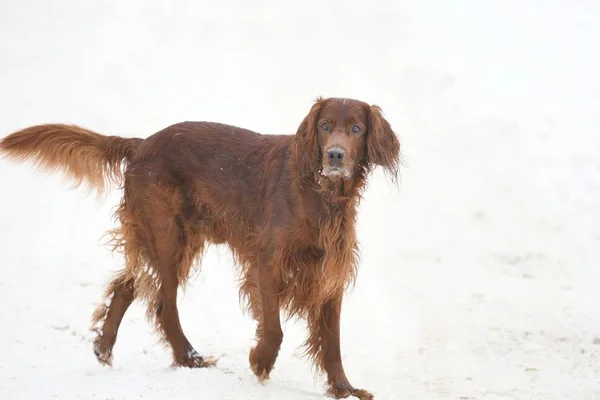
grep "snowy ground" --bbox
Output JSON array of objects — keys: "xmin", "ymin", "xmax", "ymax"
[{"xmin": 1, "ymin": 1, "xmax": 599, "ymax": 399}]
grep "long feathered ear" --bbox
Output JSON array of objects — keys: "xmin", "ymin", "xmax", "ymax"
[
  {"xmin": 367, "ymin": 104, "xmax": 401, "ymax": 182},
  {"xmin": 293, "ymin": 97, "xmax": 326, "ymax": 180}
]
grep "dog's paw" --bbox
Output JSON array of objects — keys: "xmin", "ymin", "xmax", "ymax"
[
  {"xmin": 250, "ymin": 362, "xmax": 271, "ymax": 383},
  {"xmin": 327, "ymin": 383, "xmax": 374, "ymax": 400},
  {"xmin": 249, "ymin": 345, "xmax": 276, "ymax": 383},
  {"xmin": 92, "ymin": 335, "xmax": 113, "ymax": 366},
  {"xmin": 176, "ymin": 347, "xmax": 218, "ymax": 368}
]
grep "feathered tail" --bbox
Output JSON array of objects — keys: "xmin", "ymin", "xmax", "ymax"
[{"xmin": 0, "ymin": 124, "xmax": 142, "ymax": 195}]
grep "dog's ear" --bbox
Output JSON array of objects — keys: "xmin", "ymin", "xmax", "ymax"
[
  {"xmin": 293, "ymin": 97, "xmax": 326, "ymax": 180},
  {"xmin": 367, "ymin": 105, "xmax": 400, "ymax": 181}
]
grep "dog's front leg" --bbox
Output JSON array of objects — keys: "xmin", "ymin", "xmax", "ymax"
[
  {"xmin": 249, "ymin": 257, "xmax": 283, "ymax": 382},
  {"xmin": 307, "ymin": 294, "xmax": 374, "ymax": 400}
]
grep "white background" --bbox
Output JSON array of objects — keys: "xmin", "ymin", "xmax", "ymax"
[{"xmin": 1, "ymin": 1, "xmax": 599, "ymax": 399}]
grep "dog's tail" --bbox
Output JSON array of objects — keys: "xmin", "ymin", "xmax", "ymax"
[{"xmin": 0, "ymin": 124, "xmax": 142, "ymax": 195}]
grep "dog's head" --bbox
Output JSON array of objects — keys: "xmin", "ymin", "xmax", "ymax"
[{"xmin": 294, "ymin": 97, "xmax": 400, "ymax": 184}]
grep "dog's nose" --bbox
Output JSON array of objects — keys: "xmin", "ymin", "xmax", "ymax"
[{"xmin": 326, "ymin": 147, "xmax": 345, "ymax": 164}]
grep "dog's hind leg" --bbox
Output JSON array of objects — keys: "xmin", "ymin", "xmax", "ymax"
[
  {"xmin": 136, "ymin": 189, "xmax": 215, "ymax": 368},
  {"xmin": 152, "ymin": 236, "xmax": 215, "ymax": 368},
  {"xmin": 90, "ymin": 271, "xmax": 135, "ymax": 366},
  {"xmin": 89, "ymin": 196, "xmax": 145, "ymax": 366}
]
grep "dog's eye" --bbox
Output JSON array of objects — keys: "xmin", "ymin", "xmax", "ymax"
[
  {"xmin": 321, "ymin": 122, "xmax": 329, "ymax": 131},
  {"xmin": 351, "ymin": 124, "xmax": 361, "ymax": 134}
]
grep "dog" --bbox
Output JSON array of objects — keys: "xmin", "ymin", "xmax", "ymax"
[{"xmin": 0, "ymin": 97, "xmax": 400, "ymax": 399}]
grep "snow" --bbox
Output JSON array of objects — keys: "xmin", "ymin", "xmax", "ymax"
[{"xmin": 1, "ymin": 0, "xmax": 599, "ymax": 399}]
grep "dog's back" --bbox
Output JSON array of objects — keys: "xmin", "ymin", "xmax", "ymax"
[{"xmin": 122, "ymin": 121, "xmax": 296, "ymax": 243}]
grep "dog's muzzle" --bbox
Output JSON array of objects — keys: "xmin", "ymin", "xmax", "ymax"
[{"xmin": 322, "ymin": 146, "xmax": 351, "ymax": 178}]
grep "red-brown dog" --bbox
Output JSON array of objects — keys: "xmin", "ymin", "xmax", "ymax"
[{"xmin": 0, "ymin": 97, "xmax": 400, "ymax": 399}]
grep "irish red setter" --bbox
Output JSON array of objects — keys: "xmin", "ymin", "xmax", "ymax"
[{"xmin": 0, "ymin": 97, "xmax": 400, "ymax": 399}]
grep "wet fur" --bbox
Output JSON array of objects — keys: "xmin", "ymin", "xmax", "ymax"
[{"xmin": 0, "ymin": 97, "xmax": 400, "ymax": 399}]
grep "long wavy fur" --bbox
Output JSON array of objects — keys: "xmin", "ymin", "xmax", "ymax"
[{"xmin": 0, "ymin": 124, "xmax": 141, "ymax": 196}]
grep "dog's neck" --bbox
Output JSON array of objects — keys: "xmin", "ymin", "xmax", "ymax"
[
  {"xmin": 294, "ymin": 169, "xmax": 367, "ymax": 232},
  {"xmin": 319, "ymin": 180, "xmax": 356, "ymax": 214},
  {"xmin": 310, "ymin": 167, "xmax": 367, "ymax": 207},
  {"xmin": 289, "ymin": 153, "xmax": 369, "ymax": 228}
]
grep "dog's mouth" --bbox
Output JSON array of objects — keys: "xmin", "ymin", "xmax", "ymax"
[{"xmin": 321, "ymin": 165, "xmax": 351, "ymax": 179}]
